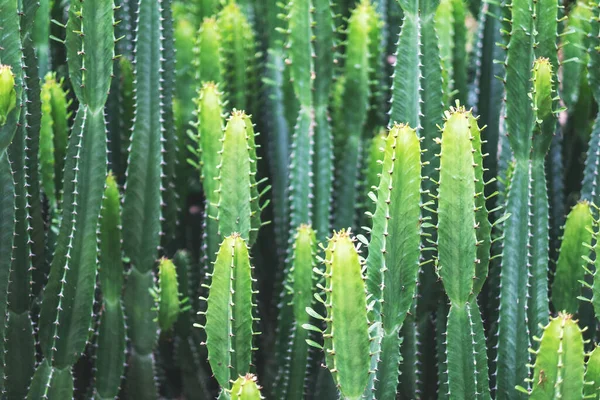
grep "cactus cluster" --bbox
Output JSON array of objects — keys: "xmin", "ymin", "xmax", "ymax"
[{"xmin": 1, "ymin": 0, "xmax": 600, "ymax": 398}]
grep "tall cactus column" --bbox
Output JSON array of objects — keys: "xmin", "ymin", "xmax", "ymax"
[
  {"xmin": 495, "ymin": 0, "xmax": 536, "ymax": 397},
  {"xmin": 0, "ymin": 0, "xmax": 24, "ymax": 394},
  {"xmin": 123, "ymin": 0, "xmax": 166, "ymax": 398},
  {"xmin": 28, "ymin": 0, "xmax": 114, "ymax": 396},
  {"xmin": 435, "ymin": 107, "xmax": 491, "ymax": 399}
]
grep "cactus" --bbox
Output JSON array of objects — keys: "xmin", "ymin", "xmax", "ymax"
[
  {"xmin": 585, "ymin": 346, "xmax": 600, "ymax": 398},
  {"xmin": 214, "ymin": 111, "xmax": 267, "ymax": 246},
  {"xmin": 364, "ymin": 123, "xmax": 422, "ymax": 399},
  {"xmin": 152, "ymin": 258, "xmax": 187, "ymax": 332},
  {"xmin": 94, "ymin": 173, "xmax": 126, "ymax": 400},
  {"xmin": 434, "ymin": 106, "xmax": 491, "ymax": 399},
  {"xmin": 552, "ymin": 201, "xmax": 593, "ymax": 314},
  {"xmin": 516, "ymin": 313, "xmax": 585, "ymax": 399},
  {"xmin": 231, "ymin": 374, "xmax": 264, "ymax": 400},
  {"xmin": 310, "ymin": 230, "xmax": 371, "ymax": 400},
  {"xmin": 196, "ymin": 17, "xmax": 223, "ymax": 86},
  {"xmin": 333, "ymin": 0, "xmax": 381, "ymax": 230},
  {"xmin": 122, "ymin": 0, "xmax": 164, "ymax": 397},
  {"xmin": 274, "ymin": 225, "xmax": 317, "ymax": 399},
  {"xmin": 199, "ymin": 234, "xmax": 258, "ymax": 391},
  {"xmin": 29, "ymin": 0, "xmax": 114, "ymax": 393}
]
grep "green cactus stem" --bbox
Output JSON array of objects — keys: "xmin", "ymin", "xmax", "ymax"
[
  {"xmin": 274, "ymin": 225, "xmax": 317, "ymax": 400},
  {"xmin": 516, "ymin": 313, "xmax": 585, "ymax": 399},
  {"xmin": 196, "ymin": 17, "xmax": 223, "ymax": 86},
  {"xmin": 364, "ymin": 123, "xmax": 422, "ymax": 399},
  {"xmin": 552, "ymin": 201, "xmax": 593, "ymax": 314},
  {"xmin": 94, "ymin": 173, "xmax": 126, "ymax": 400},
  {"xmin": 435, "ymin": 106, "xmax": 491, "ymax": 399},
  {"xmin": 585, "ymin": 346, "xmax": 600, "ymax": 398},
  {"xmin": 152, "ymin": 258, "xmax": 187, "ymax": 332},
  {"xmin": 199, "ymin": 234, "xmax": 258, "ymax": 390},
  {"xmin": 312, "ymin": 230, "xmax": 371, "ymax": 400},
  {"xmin": 214, "ymin": 111, "xmax": 267, "ymax": 247},
  {"xmin": 122, "ymin": 0, "xmax": 164, "ymax": 397},
  {"xmin": 0, "ymin": 65, "xmax": 16, "ymax": 126},
  {"xmin": 231, "ymin": 374, "xmax": 263, "ymax": 400},
  {"xmin": 333, "ymin": 0, "xmax": 381, "ymax": 230}
]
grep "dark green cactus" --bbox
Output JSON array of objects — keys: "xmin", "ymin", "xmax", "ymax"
[
  {"xmin": 122, "ymin": 0, "xmax": 165, "ymax": 397},
  {"xmin": 585, "ymin": 346, "xmax": 600, "ymax": 398},
  {"xmin": 30, "ymin": 0, "xmax": 114, "ymax": 394},
  {"xmin": 274, "ymin": 225, "xmax": 317, "ymax": 399},
  {"xmin": 94, "ymin": 173, "xmax": 126, "ymax": 400},
  {"xmin": 333, "ymin": 0, "xmax": 381, "ymax": 230}
]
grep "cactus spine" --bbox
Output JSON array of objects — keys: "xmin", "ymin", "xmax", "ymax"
[
  {"xmin": 29, "ymin": 0, "xmax": 114, "ymax": 393},
  {"xmin": 200, "ymin": 234, "xmax": 258, "ymax": 391},
  {"xmin": 122, "ymin": 0, "xmax": 165, "ymax": 397},
  {"xmin": 95, "ymin": 173, "xmax": 126, "ymax": 400},
  {"xmin": 365, "ymin": 123, "xmax": 422, "ymax": 399},
  {"xmin": 435, "ymin": 106, "xmax": 491, "ymax": 399}
]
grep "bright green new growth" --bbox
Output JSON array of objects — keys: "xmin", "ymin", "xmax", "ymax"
[
  {"xmin": 218, "ymin": 2, "xmax": 257, "ymax": 112},
  {"xmin": 39, "ymin": 73, "xmax": 70, "ymax": 208},
  {"xmin": 231, "ymin": 374, "xmax": 263, "ymax": 400},
  {"xmin": 194, "ymin": 82, "xmax": 225, "ymax": 261},
  {"xmin": 197, "ymin": 17, "xmax": 223, "ymax": 85},
  {"xmin": 435, "ymin": 106, "xmax": 491, "ymax": 399},
  {"xmin": 365, "ymin": 123, "xmax": 422, "ymax": 398},
  {"xmin": 334, "ymin": 0, "xmax": 381, "ymax": 230},
  {"xmin": 274, "ymin": 225, "xmax": 317, "ymax": 400},
  {"xmin": 585, "ymin": 346, "xmax": 600, "ymax": 398},
  {"xmin": 215, "ymin": 111, "xmax": 266, "ymax": 247},
  {"xmin": 321, "ymin": 230, "xmax": 371, "ymax": 400},
  {"xmin": 95, "ymin": 173, "xmax": 126, "ymax": 400},
  {"xmin": 154, "ymin": 258, "xmax": 185, "ymax": 332},
  {"xmin": 0, "ymin": 65, "xmax": 16, "ymax": 126},
  {"xmin": 517, "ymin": 313, "xmax": 585, "ymax": 399},
  {"xmin": 200, "ymin": 234, "xmax": 258, "ymax": 390},
  {"xmin": 552, "ymin": 201, "xmax": 593, "ymax": 314}
]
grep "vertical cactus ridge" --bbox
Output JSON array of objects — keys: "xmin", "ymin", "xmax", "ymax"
[
  {"xmin": 274, "ymin": 225, "xmax": 316, "ymax": 400},
  {"xmin": 364, "ymin": 123, "xmax": 421, "ymax": 399},
  {"xmin": 552, "ymin": 201, "xmax": 593, "ymax": 314},
  {"xmin": 122, "ymin": 0, "xmax": 162, "ymax": 397},
  {"xmin": 196, "ymin": 17, "xmax": 223, "ymax": 86},
  {"xmin": 215, "ymin": 111, "xmax": 266, "ymax": 247},
  {"xmin": 218, "ymin": 2, "xmax": 258, "ymax": 112},
  {"xmin": 231, "ymin": 374, "xmax": 263, "ymax": 400},
  {"xmin": 6, "ymin": 98, "xmax": 35, "ymax": 399},
  {"xmin": 287, "ymin": 0, "xmax": 314, "ymax": 110},
  {"xmin": 584, "ymin": 346, "xmax": 600, "ymax": 398},
  {"xmin": 334, "ymin": 0, "xmax": 381, "ymax": 230},
  {"xmin": 363, "ymin": 128, "xmax": 386, "ymax": 219},
  {"xmin": 517, "ymin": 313, "xmax": 585, "ymax": 399},
  {"xmin": 450, "ymin": 0, "xmax": 468, "ymax": 104},
  {"xmin": 200, "ymin": 234, "xmax": 257, "ymax": 390},
  {"xmin": 94, "ymin": 173, "xmax": 126, "ymax": 400},
  {"xmin": 435, "ymin": 106, "xmax": 491, "ymax": 398},
  {"xmin": 312, "ymin": 0, "xmax": 334, "ymax": 242}
]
